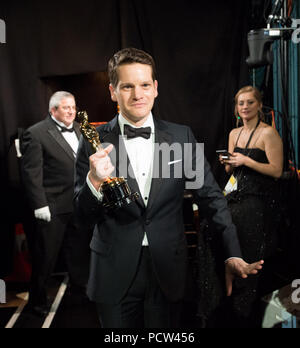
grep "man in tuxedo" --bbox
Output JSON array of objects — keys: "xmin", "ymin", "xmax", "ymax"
[
  {"xmin": 21, "ymin": 91, "xmax": 88, "ymax": 315},
  {"xmin": 74, "ymin": 48, "xmax": 264, "ymax": 328}
]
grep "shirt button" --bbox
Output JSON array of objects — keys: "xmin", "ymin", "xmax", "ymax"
[{"xmin": 144, "ymin": 197, "xmax": 148, "ymax": 201}]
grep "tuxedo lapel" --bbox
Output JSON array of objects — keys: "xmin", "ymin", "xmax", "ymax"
[
  {"xmin": 46, "ymin": 118, "xmax": 75, "ymax": 161},
  {"xmin": 74, "ymin": 122, "xmax": 81, "ymax": 140},
  {"xmin": 146, "ymin": 120, "xmax": 173, "ymax": 212}
]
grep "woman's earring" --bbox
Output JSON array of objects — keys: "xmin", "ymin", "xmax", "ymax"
[{"xmin": 235, "ymin": 114, "xmax": 241, "ymax": 127}]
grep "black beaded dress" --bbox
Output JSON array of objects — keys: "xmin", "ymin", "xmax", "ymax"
[
  {"xmin": 224, "ymin": 122, "xmax": 282, "ymax": 326},
  {"xmin": 226, "ymin": 147, "xmax": 281, "ymax": 322}
]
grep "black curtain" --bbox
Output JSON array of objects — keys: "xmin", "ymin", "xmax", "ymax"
[{"xmin": 0, "ymin": 0, "xmax": 251, "ymax": 276}]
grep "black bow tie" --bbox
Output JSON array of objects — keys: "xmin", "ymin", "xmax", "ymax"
[
  {"xmin": 124, "ymin": 124, "xmax": 151, "ymax": 139},
  {"xmin": 53, "ymin": 120, "xmax": 75, "ymax": 133},
  {"xmin": 60, "ymin": 126, "xmax": 75, "ymax": 133}
]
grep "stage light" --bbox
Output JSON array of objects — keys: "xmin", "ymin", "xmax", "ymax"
[
  {"xmin": 246, "ymin": 28, "xmax": 281, "ymax": 68},
  {"xmin": 246, "ymin": 0, "xmax": 286, "ymax": 68}
]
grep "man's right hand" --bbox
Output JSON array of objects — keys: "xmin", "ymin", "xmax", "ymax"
[
  {"xmin": 34, "ymin": 206, "xmax": 51, "ymax": 222},
  {"xmin": 88, "ymin": 144, "xmax": 115, "ymax": 191}
]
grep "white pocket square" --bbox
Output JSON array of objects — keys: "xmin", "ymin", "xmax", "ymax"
[{"xmin": 168, "ymin": 159, "xmax": 182, "ymax": 165}]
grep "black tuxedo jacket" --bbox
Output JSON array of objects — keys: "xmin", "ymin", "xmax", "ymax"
[
  {"xmin": 21, "ymin": 115, "xmax": 81, "ymax": 215},
  {"xmin": 74, "ymin": 116, "xmax": 242, "ymax": 304}
]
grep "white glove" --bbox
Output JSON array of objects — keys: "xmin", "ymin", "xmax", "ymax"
[
  {"xmin": 34, "ymin": 206, "xmax": 51, "ymax": 222},
  {"xmin": 14, "ymin": 139, "xmax": 22, "ymax": 158}
]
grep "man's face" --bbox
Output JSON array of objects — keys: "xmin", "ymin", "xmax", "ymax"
[
  {"xmin": 109, "ymin": 63, "xmax": 158, "ymax": 126},
  {"xmin": 51, "ymin": 97, "xmax": 76, "ymax": 127}
]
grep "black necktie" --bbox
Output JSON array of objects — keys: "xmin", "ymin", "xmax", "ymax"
[{"xmin": 124, "ymin": 124, "xmax": 151, "ymax": 139}]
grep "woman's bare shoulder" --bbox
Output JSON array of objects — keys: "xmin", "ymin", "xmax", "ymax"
[
  {"xmin": 229, "ymin": 127, "xmax": 242, "ymax": 137},
  {"xmin": 260, "ymin": 123, "xmax": 281, "ymax": 137}
]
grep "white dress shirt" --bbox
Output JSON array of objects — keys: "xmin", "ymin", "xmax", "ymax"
[
  {"xmin": 118, "ymin": 113, "xmax": 154, "ymax": 206},
  {"xmin": 87, "ymin": 113, "xmax": 155, "ymax": 246},
  {"xmin": 51, "ymin": 115, "xmax": 79, "ymax": 157}
]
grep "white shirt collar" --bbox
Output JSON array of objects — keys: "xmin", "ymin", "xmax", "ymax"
[
  {"xmin": 51, "ymin": 115, "xmax": 74, "ymax": 129},
  {"xmin": 118, "ymin": 113, "xmax": 154, "ymax": 136}
]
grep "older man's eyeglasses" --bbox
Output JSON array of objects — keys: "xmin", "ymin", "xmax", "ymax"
[{"xmin": 60, "ymin": 106, "xmax": 77, "ymax": 112}]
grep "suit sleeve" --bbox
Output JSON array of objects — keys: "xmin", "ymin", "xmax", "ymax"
[
  {"xmin": 20, "ymin": 129, "xmax": 48, "ymax": 210},
  {"xmin": 185, "ymin": 127, "xmax": 242, "ymax": 260},
  {"xmin": 74, "ymin": 135, "xmax": 105, "ymax": 226}
]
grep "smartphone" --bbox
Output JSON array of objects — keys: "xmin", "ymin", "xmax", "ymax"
[{"xmin": 216, "ymin": 150, "xmax": 232, "ymax": 159}]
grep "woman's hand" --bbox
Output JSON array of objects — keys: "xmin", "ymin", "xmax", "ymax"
[
  {"xmin": 218, "ymin": 154, "xmax": 226, "ymax": 165},
  {"xmin": 219, "ymin": 154, "xmax": 234, "ymax": 174},
  {"xmin": 226, "ymin": 152, "xmax": 248, "ymax": 168}
]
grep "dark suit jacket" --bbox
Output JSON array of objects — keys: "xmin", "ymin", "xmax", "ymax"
[
  {"xmin": 74, "ymin": 116, "xmax": 242, "ymax": 304},
  {"xmin": 21, "ymin": 115, "xmax": 81, "ymax": 215}
]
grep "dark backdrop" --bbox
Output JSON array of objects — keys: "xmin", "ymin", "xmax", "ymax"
[{"xmin": 0, "ymin": 0, "xmax": 252, "ymax": 277}]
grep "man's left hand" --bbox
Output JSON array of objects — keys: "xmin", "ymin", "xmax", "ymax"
[{"xmin": 225, "ymin": 258, "xmax": 264, "ymax": 296}]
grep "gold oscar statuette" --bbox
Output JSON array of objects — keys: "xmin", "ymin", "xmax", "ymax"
[{"xmin": 77, "ymin": 111, "xmax": 139, "ymax": 209}]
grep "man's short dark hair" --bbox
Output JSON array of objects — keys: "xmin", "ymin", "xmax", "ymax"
[{"xmin": 108, "ymin": 47, "xmax": 157, "ymax": 88}]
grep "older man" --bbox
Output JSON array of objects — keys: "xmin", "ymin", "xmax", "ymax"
[{"xmin": 21, "ymin": 91, "xmax": 85, "ymax": 316}]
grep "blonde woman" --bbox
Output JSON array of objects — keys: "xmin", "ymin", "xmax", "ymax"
[{"xmin": 219, "ymin": 86, "xmax": 283, "ymax": 327}]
